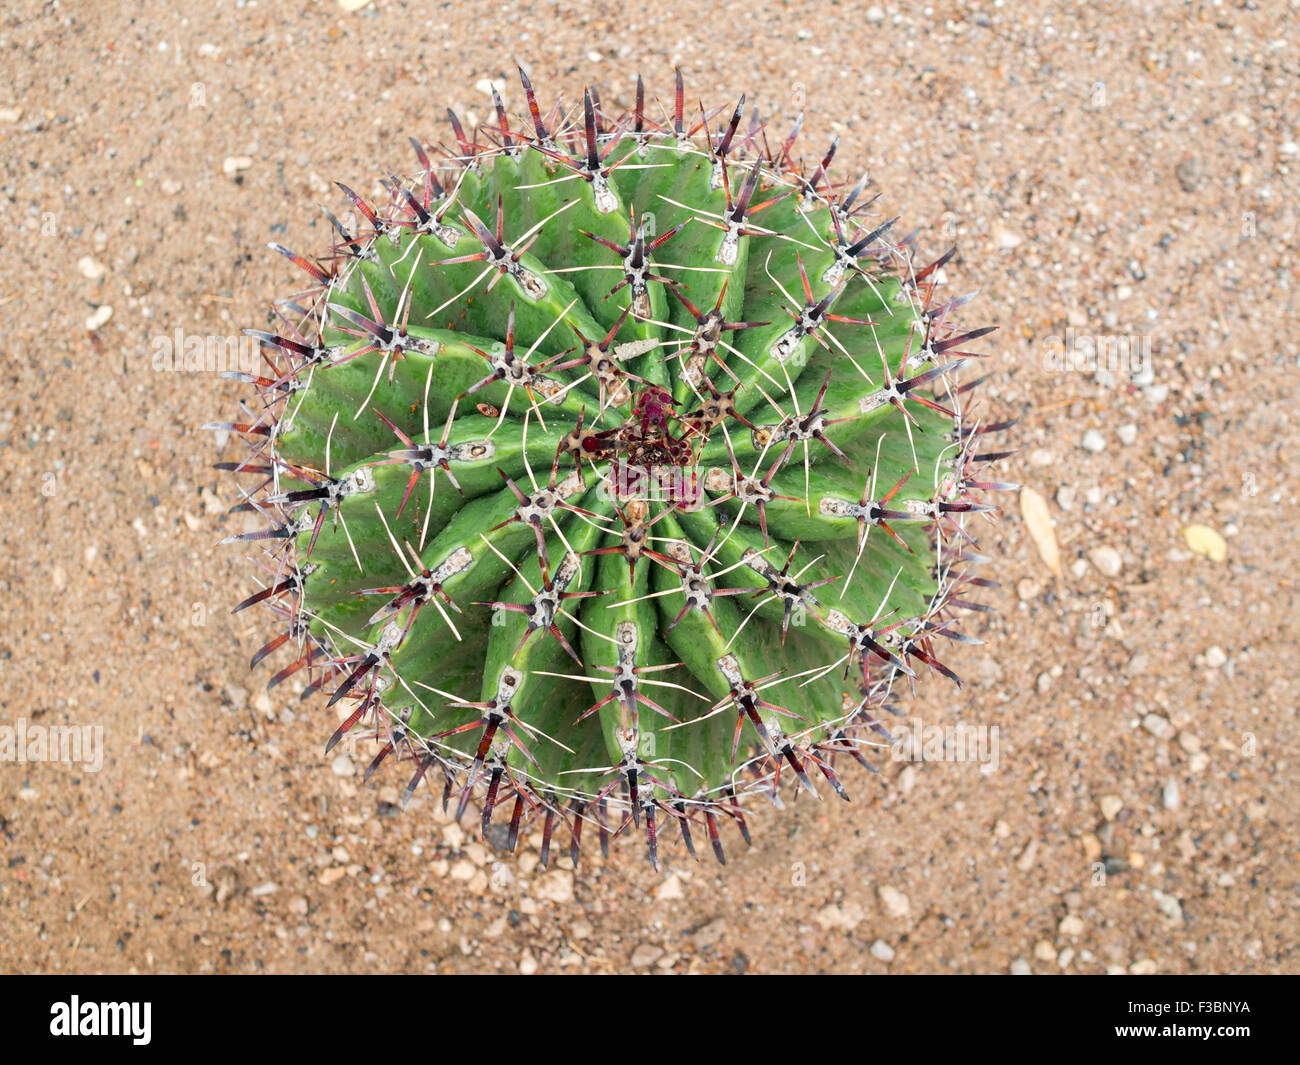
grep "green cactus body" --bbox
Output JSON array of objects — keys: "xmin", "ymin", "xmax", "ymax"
[{"xmin": 216, "ymin": 71, "xmax": 1010, "ymax": 866}]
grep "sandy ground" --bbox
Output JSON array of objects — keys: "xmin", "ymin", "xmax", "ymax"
[{"xmin": 1, "ymin": 0, "xmax": 1297, "ymax": 975}]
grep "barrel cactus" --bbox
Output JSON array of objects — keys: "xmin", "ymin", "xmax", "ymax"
[{"xmin": 213, "ymin": 69, "xmax": 1011, "ymax": 867}]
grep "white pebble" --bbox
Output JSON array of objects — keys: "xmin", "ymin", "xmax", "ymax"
[
  {"xmin": 1162, "ymin": 780, "xmax": 1180, "ymax": 810},
  {"xmin": 223, "ymin": 155, "xmax": 253, "ymax": 175},
  {"xmin": 77, "ymin": 255, "xmax": 106, "ymax": 279},
  {"xmin": 1080, "ymin": 429, "xmax": 1106, "ymax": 453},
  {"xmin": 878, "ymin": 885, "xmax": 910, "ymax": 918},
  {"xmin": 1088, "ymin": 546, "xmax": 1122, "ymax": 577},
  {"xmin": 85, "ymin": 305, "xmax": 113, "ymax": 331},
  {"xmin": 870, "ymin": 939, "xmax": 895, "ymax": 962},
  {"xmin": 1142, "ymin": 713, "xmax": 1173, "ymax": 739},
  {"xmin": 1204, "ymin": 645, "xmax": 1227, "ymax": 669},
  {"xmin": 331, "ymin": 754, "xmax": 355, "ymax": 777},
  {"xmin": 1151, "ymin": 890, "xmax": 1183, "ymax": 922},
  {"xmin": 1117, "ymin": 423, "xmax": 1138, "ymax": 445}
]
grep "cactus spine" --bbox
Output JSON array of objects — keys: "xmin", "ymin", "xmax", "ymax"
[{"xmin": 213, "ymin": 69, "xmax": 1012, "ymax": 867}]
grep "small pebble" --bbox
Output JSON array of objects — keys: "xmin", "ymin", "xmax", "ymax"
[
  {"xmin": 1099, "ymin": 795, "xmax": 1123, "ymax": 821},
  {"xmin": 1124, "ymin": 653, "xmax": 1148, "ymax": 676},
  {"xmin": 330, "ymin": 754, "xmax": 355, "ymax": 777},
  {"xmin": 1151, "ymin": 891, "xmax": 1183, "ymax": 922},
  {"xmin": 1059, "ymin": 914, "xmax": 1085, "ymax": 937},
  {"xmin": 1117, "ymin": 423, "xmax": 1138, "ymax": 445},
  {"xmin": 1183, "ymin": 524, "xmax": 1227, "ymax": 562},
  {"xmin": 630, "ymin": 943, "xmax": 664, "ymax": 967},
  {"xmin": 1009, "ymin": 957, "xmax": 1032, "ymax": 975},
  {"xmin": 865, "ymin": 5, "xmax": 885, "ymax": 24},
  {"xmin": 1142, "ymin": 713, "xmax": 1173, "ymax": 739},
  {"xmin": 870, "ymin": 940, "xmax": 895, "ymax": 962},
  {"xmin": 656, "ymin": 874, "xmax": 684, "ymax": 901},
  {"xmin": 85, "ymin": 305, "xmax": 113, "ymax": 331},
  {"xmin": 878, "ymin": 885, "xmax": 911, "ymax": 918},
  {"xmin": 1162, "ymin": 780, "xmax": 1180, "ymax": 811},
  {"xmin": 692, "ymin": 918, "xmax": 727, "ymax": 948},
  {"xmin": 1204, "ymin": 645, "xmax": 1227, "ymax": 669},
  {"xmin": 77, "ymin": 255, "xmax": 106, "ymax": 279},
  {"xmin": 1080, "ymin": 429, "xmax": 1106, "ymax": 453},
  {"xmin": 223, "ymin": 155, "xmax": 253, "ymax": 175},
  {"xmin": 1088, "ymin": 546, "xmax": 1122, "ymax": 577}
]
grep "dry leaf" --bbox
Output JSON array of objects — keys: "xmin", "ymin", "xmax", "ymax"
[
  {"xmin": 1020, "ymin": 486, "xmax": 1062, "ymax": 579},
  {"xmin": 1183, "ymin": 524, "xmax": 1227, "ymax": 562}
]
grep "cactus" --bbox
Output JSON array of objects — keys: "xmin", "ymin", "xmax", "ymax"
[{"xmin": 213, "ymin": 69, "xmax": 1012, "ymax": 868}]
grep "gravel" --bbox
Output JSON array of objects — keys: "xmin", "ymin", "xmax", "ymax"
[
  {"xmin": 1080, "ymin": 429, "xmax": 1106, "ymax": 453},
  {"xmin": 1088, "ymin": 546, "xmax": 1123, "ymax": 577},
  {"xmin": 5, "ymin": 0, "xmax": 1289, "ymax": 979}
]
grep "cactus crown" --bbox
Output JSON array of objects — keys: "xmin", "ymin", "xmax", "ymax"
[{"xmin": 215, "ymin": 69, "xmax": 1010, "ymax": 868}]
